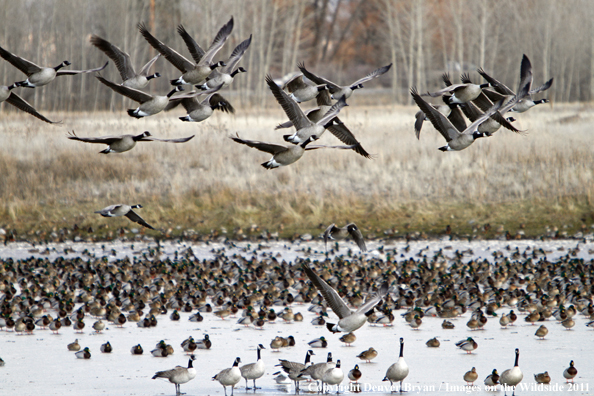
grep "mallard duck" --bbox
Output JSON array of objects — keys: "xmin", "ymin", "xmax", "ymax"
[
  {"xmin": 383, "ymin": 338, "xmax": 409, "ymax": 391},
  {"xmin": 196, "ymin": 335, "xmax": 212, "ymax": 350},
  {"xmin": 464, "ymin": 367, "xmax": 478, "ymax": 385},
  {"xmin": 356, "ymin": 347, "xmax": 378, "ymax": 363},
  {"xmin": 535, "ymin": 325, "xmax": 548, "ymax": 339},
  {"xmin": 484, "ymin": 369, "xmax": 499, "ymax": 387},
  {"xmin": 525, "ymin": 311, "xmax": 540, "ymax": 325},
  {"xmin": 270, "ymin": 337, "xmax": 284, "ymax": 351},
  {"xmin": 181, "ymin": 337, "xmax": 197, "ymax": 354},
  {"xmin": 534, "ymin": 372, "xmax": 551, "ymax": 384},
  {"xmin": 563, "ymin": 361, "xmax": 577, "ymax": 383},
  {"xmin": 426, "ymin": 337, "xmax": 440, "ymax": 348},
  {"xmin": 152, "ymin": 355, "xmax": 196, "ymax": 395},
  {"xmin": 442, "ymin": 320, "xmax": 455, "ymax": 329},
  {"xmin": 561, "ymin": 318, "xmax": 575, "ymax": 330},
  {"xmin": 240, "ymin": 344, "xmax": 266, "ymax": 390},
  {"xmin": 466, "ymin": 318, "xmax": 480, "ymax": 330},
  {"xmin": 508, "ymin": 310, "xmax": 517, "ymax": 325},
  {"xmin": 48, "ymin": 318, "xmax": 61, "ymax": 333},
  {"xmin": 73, "ymin": 319, "xmax": 85, "ymax": 333},
  {"xmin": 170, "ymin": 310, "xmax": 180, "ymax": 321},
  {"xmin": 294, "ymin": 312, "xmax": 304, "ymax": 322},
  {"xmin": 75, "ymin": 347, "xmax": 91, "ymax": 359},
  {"xmin": 214, "ymin": 308, "xmax": 230, "ymax": 320},
  {"xmin": 312, "ymin": 315, "xmax": 326, "ymax": 326},
  {"xmin": 308, "ymin": 336, "xmax": 328, "ymax": 348},
  {"xmin": 500, "ymin": 349, "xmax": 523, "ymax": 395},
  {"xmin": 93, "ymin": 320, "xmax": 105, "ymax": 333},
  {"xmin": 213, "ymin": 357, "xmax": 242, "ymax": 396},
  {"xmin": 152, "ymin": 341, "xmax": 170, "ymax": 357},
  {"xmin": 348, "ymin": 364, "xmax": 362, "ymax": 383},
  {"xmin": 67, "ymin": 339, "xmax": 81, "ymax": 351},
  {"xmin": 100, "ymin": 341, "xmax": 112, "ymax": 353},
  {"xmin": 339, "ymin": 332, "xmax": 356, "ymax": 346},
  {"xmin": 409, "ymin": 315, "xmax": 422, "ymax": 330},
  {"xmin": 131, "ymin": 344, "xmax": 144, "ymax": 355},
  {"xmin": 281, "ymin": 309, "xmax": 294, "ymax": 323},
  {"xmin": 456, "ymin": 337, "xmax": 478, "ymax": 354},
  {"xmin": 237, "ymin": 315, "xmax": 253, "ymax": 326},
  {"xmin": 499, "ymin": 314, "xmax": 510, "ymax": 328},
  {"xmin": 189, "ymin": 312, "xmax": 203, "ymax": 322}
]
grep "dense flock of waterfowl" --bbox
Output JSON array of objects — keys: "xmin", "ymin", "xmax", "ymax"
[
  {"xmin": 0, "ymin": 9, "xmax": 585, "ymax": 396},
  {"xmin": 0, "ymin": 240, "xmax": 591, "ymax": 395}
]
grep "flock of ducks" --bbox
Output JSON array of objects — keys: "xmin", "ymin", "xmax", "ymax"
[{"xmin": 0, "ymin": 240, "xmax": 590, "ymax": 395}]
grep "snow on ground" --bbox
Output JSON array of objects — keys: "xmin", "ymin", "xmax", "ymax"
[{"xmin": 0, "ymin": 239, "xmax": 592, "ymax": 396}]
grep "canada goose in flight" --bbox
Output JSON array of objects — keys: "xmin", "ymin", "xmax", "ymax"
[
  {"xmin": 94, "ymin": 204, "xmax": 155, "ymax": 230},
  {"xmin": 500, "ymin": 349, "xmax": 523, "ymax": 396},
  {"xmin": 230, "ymin": 134, "xmax": 355, "ymax": 169},
  {"xmin": 411, "ymin": 85, "xmax": 526, "ymax": 151},
  {"xmin": 478, "ymin": 54, "xmax": 553, "ymax": 113},
  {"xmin": 199, "ymin": 35, "xmax": 251, "ymax": 90},
  {"xmin": 90, "ymin": 35, "xmax": 161, "ymax": 89},
  {"xmin": 0, "ymin": 45, "xmax": 107, "ymax": 88},
  {"xmin": 165, "ymin": 84, "xmax": 234, "ymax": 122},
  {"xmin": 324, "ymin": 223, "xmax": 367, "ymax": 252},
  {"xmin": 301, "ymin": 262, "xmax": 389, "ymax": 333},
  {"xmin": 152, "ymin": 355, "xmax": 197, "ymax": 396},
  {"xmin": 422, "ymin": 76, "xmax": 490, "ymax": 104},
  {"xmin": 266, "ymin": 74, "xmax": 347, "ymax": 144},
  {"xmin": 276, "ymin": 90, "xmax": 372, "ymax": 158},
  {"xmin": 299, "ymin": 62, "xmax": 392, "ymax": 100},
  {"xmin": 0, "ymin": 84, "xmax": 59, "ymax": 123},
  {"xmin": 281, "ymin": 73, "xmax": 327, "ymax": 103},
  {"xmin": 138, "ymin": 17, "xmax": 233, "ymax": 86},
  {"xmin": 67, "ymin": 130, "xmax": 194, "ymax": 153},
  {"xmin": 213, "ymin": 357, "xmax": 242, "ymax": 396},
  {"xmin": 95, "ymin": 74, "xmax": 183, "ymax": 118}
]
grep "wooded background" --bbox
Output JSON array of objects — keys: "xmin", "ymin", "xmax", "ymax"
[{"xmin": 0, "ymin": 0, "xmax": 591, "ymax": 113}]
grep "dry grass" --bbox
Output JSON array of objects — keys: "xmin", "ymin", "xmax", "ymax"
[{"xmin": 1, "ymin": 98, "xmax": 594, "ymax": 240}]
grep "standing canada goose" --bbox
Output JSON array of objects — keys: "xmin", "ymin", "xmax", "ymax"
[
  {"xmin": 67, "ymin": 339, "xmax": 81, "ymax": 351},
  {"xmin": 383, "ymin": 338, "xmax": 409, "ymax": 392},
  {"xmin": 94, "ymin": 204, "xmax": 155, "ymax": 230},
  {"xmin": 75, "ymin": 347, "xmax": 91, "ymax": 359},
  {"xmin": 276, "ymin": 349, "xmax": 315, "ymax": 392},
  {"xmin": 0, "ymin": 45, "xmax": 108, "ymax": 88},
  {"xmin": 152, "ymin": 355, "xmax": 196, "ymax": 396},
  {"xmin": 456, "ymin": 337, "xmax": 478, "ymax": 354},
  {"xmin": 478, "ymin": 54, "xmax": 553, "ymax": 113},
  {"xmin": 500, "ymin": 349, "xmax": 523, "ymax": 396},
  {"xmin": 95, "ymin": 75, "xmax": 183, "ymax": 118},
  {"xmin": 356, "ymin": 347, "xmax": 378, "ymax": 363},
  {"xmin": 534, "ymin": 371, "xmax": 551, "ymax": 384},
  {"xmin": 90, "ymin": 35, "xmax": 160, "ymax": 89},
  {"xmin": 484, "ymin": 369, "xmax": 500, "ymax": 387},
  {"xmin": 411, "ymin": 86, "xmax": 507, "ymax": 151},
  {"xmin": 563, "ymin": 360, "xmax": 577, "ymax": 383},
  {"xmin": 282, "ymin": 73, "xmax": 327, "ymax": 103},
  {"xmin": 0, "ymin": 84, "xmax": 58, "ymax": 123},
  {"xmin": 322, "ymin": 359, "xmax": 344, "ymax": 393},
  {"xmin": 299, "ymin": 352, "xmax": 335, "ymax": 389},
  {"xmin": 165, "ymin": 86, "xmax": 234, "ymax": 122},
  {"xmin": 299, "ymin": 62, "xmax": 392, "ymax": 100},
  {"xmin": 267, "ymin": 74, "xmax": 348, "ymax": 144},
  {"xmin": 67, "ymin": 130, "xmax": 194, "ymax": 154},
  {"xmin": 324, "ymin": 223, "xmax": 367, "ymax": 252},
  {"xmin": 199, "ymin": 35, "xmax": 251, "ymax": 90},
  {"xmin": 275, "ymin": 89, "xmax": 371, "ymax": 158},
  {"xmin": 301, "ymin": 262, "xmax": 389, "ymax": 333},
  {"xmin": 240, "ymin": 344, "xmax": 266, "ymax": 390},
  {"xmin": 138, "ymin": 18, "xmax": 232, "ymax": 86},
  {"xmin": 535, "ymin": 325, "xmax": 548, "ymax": 339},
  {"xmin": 213, "ymin": 357, "xmax": 242, "ymax": 396},
  {"xmin": 464, "ymin": 367, "xmax": 479, "ymax": 385},
  {"xmin": 230, "ymin": 134, "xmax": 354, "ymax": 169}
]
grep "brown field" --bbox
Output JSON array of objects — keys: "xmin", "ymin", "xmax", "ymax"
[{"xmin": 1, "ymin": 98, "xmax": 594, "ymax": 241}]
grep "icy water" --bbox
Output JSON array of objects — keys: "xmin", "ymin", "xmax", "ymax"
[{"xmin": 0, "ymin": 239, "xmax": 592, "ymax": 396}]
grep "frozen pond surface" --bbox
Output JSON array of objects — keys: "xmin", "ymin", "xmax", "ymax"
[{"xmin": 0, "ymin": 239, "xmax": 593, "ymax": 396}]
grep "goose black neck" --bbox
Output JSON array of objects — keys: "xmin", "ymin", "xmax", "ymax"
[
  {"xmin": 188, "ymin": 359, "xmax": 194, "ymax": 368},
  {"xmin": 167, "ymin": 88, "xmax": 179, "ymax": 98},
  {"xmin": 133, "ymin": 133, "xmax": 146, "ymax": 141},
  {"xmin": 147, "ymin": 73, "xmax": 159, "ymax": 81},
  {"xmin": 399, "ymin": 340, "xmax": 404, "ymax": 358},
  {"xmin": 304, "ymin": 352, "xmax": 312, "ymax": 364},
  {"xmin": 300, "ymin": 139, "xmax": 313, "ymax": 149},
  {"xmin": 514, "ymin": 350, "xmax": 519, "ymax": 367},
  {"xmin": 231, "ymin": 69, "xmax": 241, "ymax": 77},
  {"xmin": 257, "ymin": 347, "xmax": 261, "ymax": 360},
  {"xmin": 54, "ymin": 63, "xmax": 66, "ymax": 71},
  {"xmin": 233, "ymin": 359, "xmax": 239, "ymax": 367}
]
